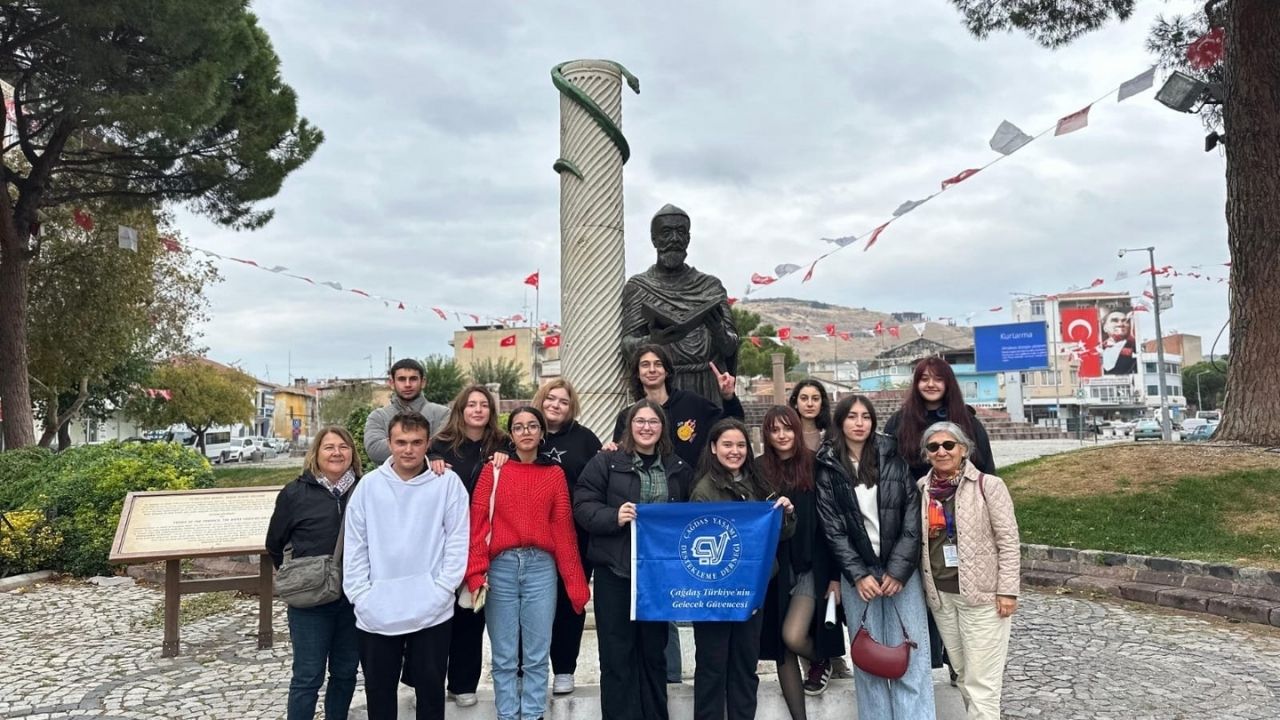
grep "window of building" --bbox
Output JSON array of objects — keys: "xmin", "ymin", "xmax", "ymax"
[
  {"xmin": 1145, "ymin": 363, "xmax": 1158, "ymax": 374},
  {"xmin": 963, "ymin": 381, "xmax": 979, "ymax": 399},
  {"xmin": 1030, "ymin": 300, "xmax": 1045, "ymax": 317},
  {"xmin": 1147, "ymin": 385, "xmax": 1160, "ymax": 396}
]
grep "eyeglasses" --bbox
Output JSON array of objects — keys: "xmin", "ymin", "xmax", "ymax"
[
  {"xmin": 926, "ymin": 440, "xmax": 959, "ymax": 453},
  {"xmin": 510, "ymin": 424, "xmax": 542, "ymax": 435},
  {"xmin": 632, "ymin": 418, "xmax": 662, "ymax": 428}
]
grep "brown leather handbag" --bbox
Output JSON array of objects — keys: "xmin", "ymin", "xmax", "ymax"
[{"xmin": 850, "ymin": 595, "xmax": 917, "ymax": 679}]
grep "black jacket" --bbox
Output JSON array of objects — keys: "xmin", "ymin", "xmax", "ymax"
[
  {"xmin": 265, "ymin": 471, "xmax": 359, "ymax": 569},
  {"xmin": 612, "ymin": 389, "xmax": 745, "ymax": 470},
  {"xmin": 814, "ymin": 433, "xmax": 921, "ymax": 585},
  {"xmin": 541, "ymin": 421, "xmax": 604, "ymax": 493},
  {"xmin": 427, "ymin": 436, "xmax": 491, "ymax": 495},
  {"xmin": 884, "ymin": 405, "xmax": 996, "ymax": 481},
  {"xmin": 573, "ymin": 449, "xmax": 694, "ymax": 579}
]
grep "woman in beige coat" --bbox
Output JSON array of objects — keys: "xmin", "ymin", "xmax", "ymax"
[{"xmin": 917, "ymin": 421, "xmax": 1020, "ymax": 720}]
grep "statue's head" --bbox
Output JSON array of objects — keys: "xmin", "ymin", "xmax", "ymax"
[{"xmin": 650, "ymin": 204, "xmax": 690, "ymax": 271}]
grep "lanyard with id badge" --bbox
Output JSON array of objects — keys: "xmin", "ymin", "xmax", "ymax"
[{"xmin": 942, "ymin": 503, "xmax": 959, "ymax": 568}]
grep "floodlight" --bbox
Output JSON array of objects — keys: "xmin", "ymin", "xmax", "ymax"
[{"xmin": 1156, "ymin": 72, "xmax": 1210, "ymax": 113}]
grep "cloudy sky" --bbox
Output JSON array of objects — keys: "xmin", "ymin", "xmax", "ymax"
[{"xmin": 181, "ymin": 0, "xmax": 1230, "ymax": 383}]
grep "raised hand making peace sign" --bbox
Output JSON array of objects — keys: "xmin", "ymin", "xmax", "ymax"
[{"xmin": 709, "ymin": 361, "xmax": 736, "ymax": 400}]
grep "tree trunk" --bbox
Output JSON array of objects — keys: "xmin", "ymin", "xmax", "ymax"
[
  {"xmin": 57, "ymin": 423, "xmax": 71, "ymax": 452},
  {"xmin": 36, "ymin": 378, "xmax": 90, "ymax": 449},
  {"xmin": 0, "ymin": 220, "xmax": 35, "ymax": 449},
  {"xmin": 1218, "ymin": 0, "xmax": 1280, "ymax": 445}
]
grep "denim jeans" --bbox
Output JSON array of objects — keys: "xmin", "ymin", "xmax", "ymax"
[
  {"xmin": 842, "ymin": 570, "xmax": 935, "ymax": 720},
  {"xmin": 487, "ymin": 548, "xmax": 558, "ymax": 720},
  {"xmin": 286, "ymin": 597, "xmax": 359, "ymax": 720}
]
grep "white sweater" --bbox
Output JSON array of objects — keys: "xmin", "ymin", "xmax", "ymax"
[{"xmin": 343, "ymin": 459, "xmax": 470, "ymax": 635}]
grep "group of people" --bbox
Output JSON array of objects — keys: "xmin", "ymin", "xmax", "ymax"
[{"xmin": 265, "ymin": 351, "xmax": 1022, "ymax": 720}]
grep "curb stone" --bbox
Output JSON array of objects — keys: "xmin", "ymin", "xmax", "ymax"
[
  {"xmin": 0, "ymin": 570, "xmax": 55, "ymax": 593},
  {"xmin": 1020, "ymin": 543, "xmax": 1280, "ymax": 627}
]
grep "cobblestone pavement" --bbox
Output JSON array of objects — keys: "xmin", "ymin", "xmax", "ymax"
[{"xmin": 4, "ymin": 579, "xmax": 1280, "ymax": 719}]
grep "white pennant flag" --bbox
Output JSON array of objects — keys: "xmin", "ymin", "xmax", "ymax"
[
  {"xmin": 912, "ymin": 322, "xmax": 927, "ymax": 337},
  {"xmin": 1114, "ymin": 270, "xmax": 1129, "ymax": 281},
  {"xmin": 766, "ymin": 337, "xmax": 783, "ymax": 346},
  {"xmin": 321, "ymin": 281, "xmax": 343, "ymax": 291},
  {"xmin": 117, "ymin": 225, "xmax": 138, "ymax": 252},
  {"xmin": 774, "ymin": 263, "xmax": 802, "ymax": 277},
  {"xmin": 989, "ymin": 120, "xmax": 1033, "ymax": 155},
  {"xmin": 822, "ymin": 235, "xmax": 857, "ymax": 248},
  {"xmin": 1055, "ymin": 106, "xmax": 1091, "ymax": 136},
  {"xmin": 893, "ymin": 198, "xmax": 930, "ymax": 217},
  {"xmin": 1118, "ymin": 67, "xmax": 1156, "ymax": 102}
]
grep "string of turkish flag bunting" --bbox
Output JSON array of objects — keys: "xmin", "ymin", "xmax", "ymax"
[{"xmin": 742, "ymin": 27, "xmax": 1226, "ymax": 295}]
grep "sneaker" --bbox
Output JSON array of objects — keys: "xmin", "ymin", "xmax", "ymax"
[
  {"xmin": 830, "ymin": 656, "xmax": 854, "ymax": 679},
  {"xmin": 803, "ymin": 657, "xmax": 832, "ymax": 696},
  {"xmin": 455, "ymin": 693, "xmax": 478, "ymax": 707},
  {"xmin": 552, "ymin": 674, "xmax": 575, "ymax": 695}
]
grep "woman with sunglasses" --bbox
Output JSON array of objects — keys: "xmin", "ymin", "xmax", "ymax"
[
  {"xmin": 574, "ymin": 400, "xmax": 695, "ymax": 720},
  {"xmin": 464, "ymin": 406, "xmax": 589, "ymax": 720},
  {"xmin": 815, "ymin": 395, "xmax": 933, "ymax": 720},
  {"xmin": 918, "ymin": 421, "xmax": 1020, "ymax": 720}
]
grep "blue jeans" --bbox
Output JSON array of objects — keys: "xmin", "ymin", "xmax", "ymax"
[
  {"xmin": 487, "ymin": 548, "xmax": 558, "ymax": 720},
  {"xmin": 842, "ymin": 571, "xmax": 935, "ymax": 720},
  {"xmin": 286, "ymin": 597, "xmax": 359, "ymax": 720}
]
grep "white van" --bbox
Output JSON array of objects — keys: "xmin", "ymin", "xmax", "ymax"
[{"xmin": 184, "ymin": 430, "xmax": 233, "ymax": 464}]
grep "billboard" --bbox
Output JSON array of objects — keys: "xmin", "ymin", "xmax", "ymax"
[
  {"xmin": 1061, "ymin": 301, "xmax": 1137, "ymax": 377},
  {"xmin": 974, "ymin": 322, "xmax": 1050, "ymax": 373}
]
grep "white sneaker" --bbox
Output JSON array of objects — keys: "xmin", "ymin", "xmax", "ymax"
[
  {"xmin": 455, "ymin": 693, "xmax": 478, "ymax": 707},
  {"xmin": 552, "ymin": 674, "xmax": 575, "ymax": 695}
]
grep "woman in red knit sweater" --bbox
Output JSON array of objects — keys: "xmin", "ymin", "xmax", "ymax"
[{"xmin": 465, "ymin": 406, "xmax": 589, "ymax": 720}]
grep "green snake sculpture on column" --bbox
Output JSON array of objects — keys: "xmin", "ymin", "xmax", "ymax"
[{"xmin": 551, "ymin": 61, "xmax": 640, "ymax": 181}]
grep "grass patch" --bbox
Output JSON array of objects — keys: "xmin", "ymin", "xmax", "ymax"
[
  {"xmin": 139, "ymin": 591, "xmax": 238, "ymax": 629},
  {"xmin": 212, "ymin": 465, "xmax": 299, "ymax": 488},
  {"xmin": 1002, "ymin": 444, "xmax": 1280, "ymax": 567}
]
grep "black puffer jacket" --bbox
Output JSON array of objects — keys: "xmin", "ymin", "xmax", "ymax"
[
  {"xmin": 265, "ymin": 471, "xmax": 359, "ymax": 569},
  {"xmin": 814, "ymin": 433, "xmax": 921, "ymax": 585},
  {"xmin": 572, "ymin": 449, "xmax": 694, "ymax": 579}
]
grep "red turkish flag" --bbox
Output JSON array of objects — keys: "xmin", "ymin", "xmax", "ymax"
[
  {"xmin": 838, "ymin": 331, "xmax": 851, "ymax": 341},
  {"xmin": 524, "ymin": 271, "xmax": 540, "ymax": 288},
  {"xmin": 73, "ymin": 208, "xmax": 94, "ymax": 231},
  {"xmin": 1186, "ymin": 27, "xmax": 1225, "ymax": 70},
  {"xmin": 888, "ymin": 326, "xmax": 900, "ymax": 338},
  {"xmin": 462, "ymin": 334, "xmax": 475, "ymax": 349},
  {"xmin": 864, "ymin": 222, "xmax": 890, "ymax": 252},
  {"xmin": 727, "ymin": 297, "xmax": 738, "ymax": 306},
  {"xmin": 874, "ymin": 321, "xmax": 884, "ymax": 336},
  {"xmin": 1060, "ymin": 307, "xmax": 1101, "ymax": 377},
  {"xmin": 751, "ymin": 273, "xmax": 777, "ymax": 286},
  {"xmin": 749, "ymin": 336, "xmax": 762, "ymax": 348},
  {"xmin": 397, "ymin": 302, "xmax": 405, "ymax": 310},
  {"xmin": 543, "ymin": 334, "xmax": 561, "ymax": 348},
  {"xmin": 777, "ymin": 327, "xmax": 791, "ymax": 340},
  {"xmin": 794, "ymin": 335, "xmax": 810, "ymax": 342},
  {"xmin": 941, "ymin": 168, "xmax": 980, "ymax": 190},
  {"xmin": 158, "ymin": 236, "xmax": 182, "ymax": 252},
  {"xmin": 824, "ymin": 323, "xmax": 836, "ymax": 336},
  {"xmin": 432, "ymin": 307, "xmax": 447, "ymax": 320},
  {"xmin": 1090, "ymin": 278, "xmax": 1105, "ymax": 288},
  {"xmin": 499, "ymin": 334, "xmax": 517, "ymax": 347},
  {"xmin": 989, "ymin": 306, "xmax": 1003, "ymax": 312},
  {"xmin": 802, "ymin": 261, "xmax": 818, "ymax": 282}
]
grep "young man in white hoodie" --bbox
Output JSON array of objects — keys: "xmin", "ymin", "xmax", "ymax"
[{"xmin": 343, "ymin": 412, "xmax": 469, "ymax": 720}]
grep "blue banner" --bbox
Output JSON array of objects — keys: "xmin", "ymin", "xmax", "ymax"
[
  {"xmin": 631, "ymin": 501, "xmax": 782, "ymax": 622},
  {"xmin": 974, "ymin": 321, "xmax": 1050, "ymax": 372}
]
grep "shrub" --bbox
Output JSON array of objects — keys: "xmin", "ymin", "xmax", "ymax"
[
  {"xmin": 0, "ymin": 509, "xmax": 63, "ymax": 576},
  {"xmin": 3, "ymin": 441, "xmax": 214, "ymax": 576},
  {"xmin": 345, "ymin": 406, "xmax": 374, "ymax": 472},
  {"xmin": 0, "ymin": 446, "xmax": 55, "ymax": 511}
]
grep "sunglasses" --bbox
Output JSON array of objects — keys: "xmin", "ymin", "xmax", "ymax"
[{"xmin": 926, "ymin": 440, "xmax": 959, "ymax": 453}]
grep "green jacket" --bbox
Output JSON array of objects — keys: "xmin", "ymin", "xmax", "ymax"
[{"xmin": 690, "ymin": 473, "xmax": 797, "ymax": 544}]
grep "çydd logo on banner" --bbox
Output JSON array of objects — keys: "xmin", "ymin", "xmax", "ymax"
[{"xmin": 631, "ymin": 501, "xmax": 782, "ymax": 623}]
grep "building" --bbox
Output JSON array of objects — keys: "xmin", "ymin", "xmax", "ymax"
[
  {"xmin": 450, "ymin": 325, "xmax": 561, "ymax": 389},
  {"xmin": 272, "ymin": 380, "xmax": 319, "ymax": 442},
  {"xmin": 1143, "ymin": 333, "xmax": 1203, "ymax": 367}
]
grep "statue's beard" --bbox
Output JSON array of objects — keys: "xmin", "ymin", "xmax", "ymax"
[{"xmin": 658, "ymin": 249, "xmax": 687, "ymax": 270}]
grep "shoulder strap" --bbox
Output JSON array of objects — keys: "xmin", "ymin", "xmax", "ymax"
[
  {"xmin": 484, "ymin": 465, "xmax": 501, "ymax": 544},
  {"xmin": 333, "ymin": 503, "xmax": 347, "ymax": 564}
]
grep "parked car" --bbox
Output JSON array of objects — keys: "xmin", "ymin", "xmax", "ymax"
[
  {"xmin": 221, "ymin": 436, "xmax": 278, "ymax": 463},
  {"xmin": 1182, "ymin": 423, "xmax": 1219, "ymax": 442},
  {"xmin": 1133, "ymin": 420, "xmax": 1163, "ymax": 442}
]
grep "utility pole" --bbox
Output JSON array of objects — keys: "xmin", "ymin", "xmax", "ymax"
[{"xmin": 1120, "ymin": 246, "xmax": 1172, "ymax": 441}]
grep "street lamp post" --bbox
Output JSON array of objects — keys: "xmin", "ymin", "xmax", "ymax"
[
  {"xmin": 1195, "ymin": 371, "xmax": 1203, "ymax": 412},
  {"xmin": 1119, "ymin": 246, "xmax": 1173, "ymax": 441}
]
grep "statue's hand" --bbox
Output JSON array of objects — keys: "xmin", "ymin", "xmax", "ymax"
[
  {"xmin": 710, "ymin": 361, "xmax": 737, "ymax": 400},
  {"xmin": 650, "ymin": 326, "xmax": 683, "ymax": 345}
]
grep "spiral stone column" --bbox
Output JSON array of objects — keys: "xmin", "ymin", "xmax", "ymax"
[{"xmin": 553, "ymin": 60, "xmax": 639, "ymax": 437}]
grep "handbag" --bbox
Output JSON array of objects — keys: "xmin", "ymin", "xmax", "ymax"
[
  {"xmin": 276, "ymin": 511, "xmax": 346, "ymax": 609},
  {"xmin": 850, "ymin": 594, "xmax": 917, "ymax": 680},
  {"xmin": 458, "ymin": 465, "xmax": 500, "ymax": 611}
]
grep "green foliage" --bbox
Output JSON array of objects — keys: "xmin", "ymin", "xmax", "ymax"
[
  {"xmin": 1, "ymin": 442, "xmax": 214, "ymax": 576},
  {"xmin": 423, "ymin": 355, "xmax": 468, "ymax": 405},
  {"xmin": 732, "ymin": 307, "xmax": 800, "ymax": 377},
  {"xmin": 125, "ymin": 361, "xmax": 256, "ymax": 452},
  {"xmin": 947, "ymin": 0, "xmax": 1136, "ymax": 49},
  {"xmin": 469, "ymin": 357, "xmax": 531, "ymax": 400},
  {"xmin": 319, "ymin": 383, "xmax": 375, "ymax": 426},
  {"xmin": 211, "ymin": 465, "xmax": 300, "ymax": 488},
  {"xmin": 0, "ymin": 446, "xmax": 55, "ymax": 511},
  {"xmin": 1182, "ymin": 360, "xmax": 1228, "ymax": 411},
  {"xmin": 345, "ymin": 406, "xmax": 374, "ymax": 472},
  {"xmin": 0, "ymin": 510, "xmax": 64, "ymax": 577}
]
